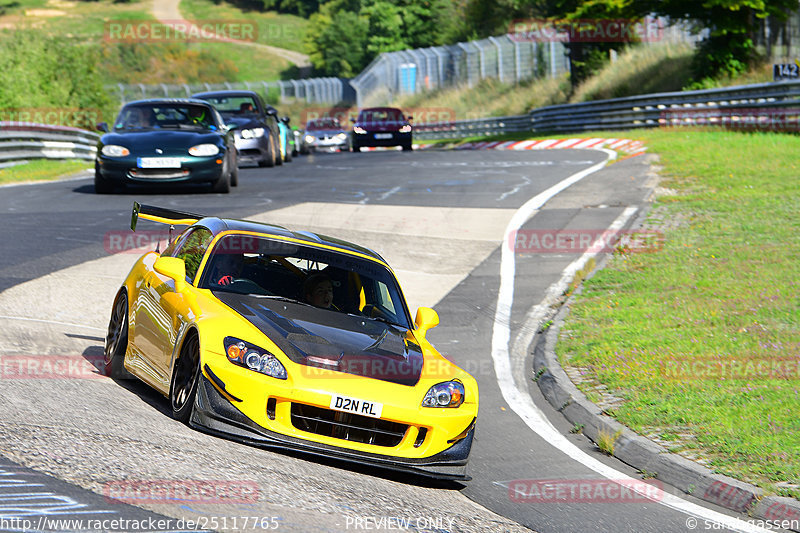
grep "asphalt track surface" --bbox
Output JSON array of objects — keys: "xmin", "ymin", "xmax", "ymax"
[{"xmin": 0, "ymin": 148, "xmax": 778, "ymax": 533}]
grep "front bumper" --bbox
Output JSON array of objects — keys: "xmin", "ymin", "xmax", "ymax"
[
  {"xmin": 191, "ymin": 373, "xmax": 473, "ymax": 480},
  {"xmin": 96, "ymin": 155, "xmax": 224, "ymax": 184},
  {"xmin": 353, "ymin": 131, "xmax": 411, "ymax": 148},
  {"xmin": 234, "ymin": 135, "xmax": 270, "ymax": 164}
]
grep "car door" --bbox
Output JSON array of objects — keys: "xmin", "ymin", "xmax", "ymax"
[{"xmin": 134, "ymin": 227, "xmax": 213, "ymax": 390}]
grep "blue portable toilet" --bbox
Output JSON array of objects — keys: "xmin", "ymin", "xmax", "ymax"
[{"xmin": 399, "ymin": 63, "xmax": 417, "ymax": 94}]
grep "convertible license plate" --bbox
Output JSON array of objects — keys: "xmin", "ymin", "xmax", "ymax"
[
  {"xmin": 330, "ymin": 394, "xmax": 383, "ymax": 419},
  {"xmin": 137, "ymin": 157, "xmax": 181, "ymax": 169},
  {"xmin": 374, "ymin": 133, "xmax": 393, "ymax": 139}
]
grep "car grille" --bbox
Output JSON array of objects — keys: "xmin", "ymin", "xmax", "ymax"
[
  {"xmin": 290, "ymin": 403, "xmax": 408, "ymax": 447},
  {"xmin": 129, "ymin": 168, "xmax": 189, "ymax": 179}
]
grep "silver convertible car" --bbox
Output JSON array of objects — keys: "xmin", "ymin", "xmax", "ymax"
[{"xmin": 299, "ymin": 117, "xmax": 351, "ymax": 153}]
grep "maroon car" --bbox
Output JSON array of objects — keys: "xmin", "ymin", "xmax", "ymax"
[{"xmin": 351, "ymin": 107, "xmax": 412, "ymax": 152}]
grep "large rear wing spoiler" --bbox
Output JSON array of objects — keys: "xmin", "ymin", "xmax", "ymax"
[{"xmin": 131, "ymin": 202, "xmax": 204, "ymax": 231}]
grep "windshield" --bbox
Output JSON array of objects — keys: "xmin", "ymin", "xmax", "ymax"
[
  {"xmin": 307, "ymin": 118, "xmax": 341, "ymax": 130},
  {"xmin": 199, "ymin": 235, "xmax": 412, "ymax": 329},
  {"xmin": 358, "ymin": 109, "xmax": 404, "ymax": 124},
  {"xmin": 196, "ymin": 95, "xmax": 260, "ymax": 117},
  {"xmin": 115, "ymin": 104, "xmax": 215, "ymax": 131}
]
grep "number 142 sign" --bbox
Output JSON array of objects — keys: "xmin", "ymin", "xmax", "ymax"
[{"xmin": 774, "ymin": 62, "xmax": 800, "ymax": 80}]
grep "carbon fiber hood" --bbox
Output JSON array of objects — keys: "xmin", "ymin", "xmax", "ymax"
[{"xmin": 215, "ymin": 292, "xmax": 423, "ymax": 386}]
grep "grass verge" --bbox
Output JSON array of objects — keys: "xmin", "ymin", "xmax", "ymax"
[
  {"xmin": 556, "ymin": 129, "xmax": 800, "ymax": 499},
  {"xmin": 0, "ymin": 160, "xmax": 90, "ymax": 184}
]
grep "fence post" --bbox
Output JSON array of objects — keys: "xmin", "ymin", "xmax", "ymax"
[
  {"xmin": 488, "ymin": 36, "xmax": 503, "ymax": 82},
  {"xmin": 457, "ymin": 43, "xmax": 473, "ymax": 88}
]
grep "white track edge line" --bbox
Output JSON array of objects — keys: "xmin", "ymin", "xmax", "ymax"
[{"xmin": 490, "ymin": 148, "xmax": 772, "ymax": 533}]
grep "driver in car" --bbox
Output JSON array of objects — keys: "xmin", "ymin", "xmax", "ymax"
[
  {"xmin": 303, "ymin": 273, "xmax": 334, "ymax": 309},
  {"xmin": 210, "ymin": 253, "xmax": 243, "ymax": 286}
]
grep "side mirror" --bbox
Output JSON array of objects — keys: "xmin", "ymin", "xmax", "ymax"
[
  {"xmin": 414, "ymin": 307, "xmax": 439, "ymax": 339},
  {"xmin": 281, "ymin": 116, "xmax": 290, "ymax": 124},
  {"xmin": 154, "ymin": 256, "xmax": 187, "ymax": 292},
  {"xmin": 96, "ymin": 122, "xmax": 109, "ymax": 133},
  {"xmin": 406, "ymin": 115, "xmax": 413, "ymax": 121},
  {"xmin": 350, "ymin": 117, "xmax": 356, "ymax": 123}
]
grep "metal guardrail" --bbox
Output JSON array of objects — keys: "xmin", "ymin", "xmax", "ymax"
[
  {"xmin": 0, "ymin": 123, "xmax": 99, "ymax": 163},
  {"xmin": 5, "ymin": 80, "xmax": 800, "ymax": 162},
  {"xmin": 415, "ymin": 80, "xmax": 800, "ymax": 140}
]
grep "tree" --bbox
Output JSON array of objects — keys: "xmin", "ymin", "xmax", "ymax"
[
  {"xmin": 648, "ymin": 0, "xmax": 800, "ymax": 82},
  {"xmin": 306, "ymin": 2, "xmax": 369, "ymax": 76},
  {"xmin": 306, "ymin": 0, "xmax": 460, "ymax": 76}
]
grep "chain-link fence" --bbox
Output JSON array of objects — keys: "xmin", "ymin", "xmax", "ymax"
[
  {"xmin": 109, "ymin": 18, "xmax": 706, "ymax": 108},
  {"xmin": 350, "ymin": 36, "xmax": 570, "ymax": 108},
  {"xmin": 111, "ymin": 77, "xmax": 354, "ymax": 105}
]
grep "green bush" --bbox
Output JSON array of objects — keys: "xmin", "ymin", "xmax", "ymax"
[{"xmin": 0, "ymin": 30, "xmax": 116, "ymax": 129}]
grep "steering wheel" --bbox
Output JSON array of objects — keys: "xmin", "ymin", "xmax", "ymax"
[{"xmin": 226, "ymin": 278, "xmax": 269, "ymax": 295}]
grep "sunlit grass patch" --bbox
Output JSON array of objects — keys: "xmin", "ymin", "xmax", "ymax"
[
  {"xmin": 0, "ymin": 159, "xmax": 89, "ymax": 184},
  {"xmin": 558, "ymin": 129, "xmax": 800, "ymax": 497}
]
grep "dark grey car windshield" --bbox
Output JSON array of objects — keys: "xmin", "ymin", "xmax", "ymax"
[{"xmin": 199, "ymin": 235, "xmax": 412, "ymax": 329}]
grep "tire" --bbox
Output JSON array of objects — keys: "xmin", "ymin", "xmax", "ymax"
[
  {"xmin": 259, "ymin": 136, "xmax": 276, "ymax": 168},
  {"xmin": 212, "ymin": 165, "xmax": 231, "ymax": 193},
  {"xmin": 104, "ymin": 292, "xmax": 133, "ymax": 379},
  {"xmin": 353, "ymin": 145, "xmax": 361, "ymax": 153},
  {"xmin": 402, "ymin": 142, "xmax": 413, "ymax": 151},
  {"xmin": 275, "ymin": 137, "xmax": 283, "ymax": 166},
  {"xmin": 170, "ymin": 333, "xmax": 201, "ymax": 424},
  {"xmin": 284, "ymin": 146, "xmax": 292, "ymax": 163},
  {"xmin": 94, "ymin": 164, "xmax": 114, "ymax": 194},
  {"xmin": 230, "ymin": 152, "xmax": 239, "ymax": 187}
]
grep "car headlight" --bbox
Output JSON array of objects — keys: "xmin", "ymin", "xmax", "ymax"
[
  {"xmin": 399, "ymin": 124, "xmax": 412, "ymax": 133},
  {"xmin": 336, "ymin": 132, "xmax": 347, "ymax": 140},
  {"xmin": 101, "ymin": 145, "xmax": 130, "ymax": 157},
  {"xmin": 241, "ymin": 128, "xmax": 265, "ymax": 139},
  {"xmin": 421, "ymin": 381, "xmax": 464, "ymax": 408},
  {"xmin": 304, "ymin": 135, "xmax": 315, "ymax": 143},
  {"xmin": 224, "ymin": 336, "xmax": 287, "ymax": 380},
  {"xmin": 353, "ymin": 126, "xmax": 367, "ymax": 134},
  {"xmin": 188, "ymin": 144, "xmax": 220, "ymax": 156}
]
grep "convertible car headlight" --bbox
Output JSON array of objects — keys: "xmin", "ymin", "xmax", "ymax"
[
  {"xmin": 224, "ymin": 336, "xmax": 287, "ymax": 380},
  {"xmin": 101, "ymin": 145, "xmax": 130, "ymax": 157},
  {"xmin": 304, "ymin": 135, "xmax": 315, "ymax": 143},
  {"xmin": 336, "ymin": 132, "xmax": 347, "ymax": 140},
  {"xmin": 399, "ymin": 125, "xmax": 412, "ymax": 133},
  {"xmin": 421, "ymin": 381, "xmax": 464, "ymax": 408},
  {"xmin": 240, "ymin": 128, "xmax": 265, "ymax": 139},
  {"xmin": 188, "ymin": 144, "xmax": 220, "ymax": 156},
  {"xmin": 353, "ymin": 126, "xmax": 367, "ymax": 134}
]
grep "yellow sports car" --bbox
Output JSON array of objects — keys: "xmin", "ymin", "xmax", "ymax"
[{"xmin": 104, "ymin": 203, "xmax": 478, "ymax": 479}]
